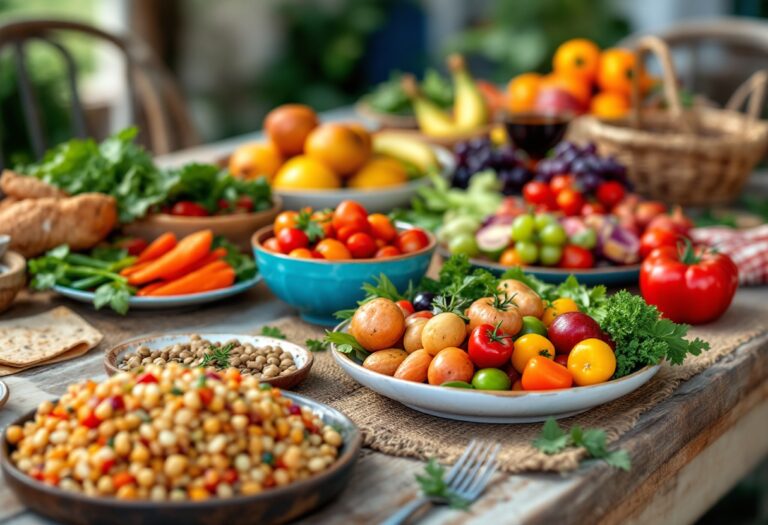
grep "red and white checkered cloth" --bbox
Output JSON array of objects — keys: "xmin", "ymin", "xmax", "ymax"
[{"xmin": 690, "ymin": 224, "xmax": 768, "ymax": 286}]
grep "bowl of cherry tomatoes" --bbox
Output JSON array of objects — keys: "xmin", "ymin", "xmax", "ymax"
[{"xmin": 252, "ymin": 200, "xmax": 436, "ymax": 325}]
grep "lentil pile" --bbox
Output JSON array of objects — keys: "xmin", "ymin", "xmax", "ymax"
[
  {"xmin": 118, "ymin": 335, "xmax": 298, "ymax": 380},
  {"xmin": 6, "ymin": 364, "xmax": 344, "ymax": 500}
]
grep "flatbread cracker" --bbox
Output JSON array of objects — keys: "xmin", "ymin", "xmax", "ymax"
[
  {"xmin": 0, "ymin": 341, "xmax": 92, "ymax": 376},
  {"xmin": 0, "ymin": 306, "xmax": 102, "ymax": 366}
]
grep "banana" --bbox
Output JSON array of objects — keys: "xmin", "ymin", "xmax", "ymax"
[
  {"xmin": 372, "ymin": 131, "xmax": 439, "ymax": 173},
  {"xmin": 401, "ymin": 75, "xmax": 463, "ymax": 138},
  {"xmin": 447, "ymin": 54, "xmax": 488, "ymax": 130}
]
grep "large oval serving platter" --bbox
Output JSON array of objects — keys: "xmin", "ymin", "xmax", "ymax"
[
  {"xmin": 331, "ymin": 321, "xmax": 659, "ymax": 423},
  {"xmin": 1, "ymin": 392, "xmax": 362, "ymax": 525},
  {"xmin": 52, "ymin": 275, "xmax": 261, "ymax": 311}
]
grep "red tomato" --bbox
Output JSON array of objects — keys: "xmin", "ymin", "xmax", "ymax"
[
  {"xmin": 170, "ymin": 201, "xmax": 208, "ymax": 217},
  {"xmin": 332, "ymin": 200, "xmax": 369, "ymax": 233},
  {"xmin": 556, "ymin": 188, "xmax": 584, "ymax": 216},
  {"xmin": 375, "ymin": 246, "xmax": 401, "ymax": 258},
  {"xmin": 596, "ymin": 181, "xmax": 626, "ymax": 210},
  {"xmin": 559, "ymin": 244, "xmax": 594, "ymax": 269},
  {"xmin": 277, "ymin": 228, "xmax": 309, "ymax": 253},
  {"xmin": 395, "ymin": 229, "xmax": 430, "ymax": 254},
  {"xmin": 263, "ymin": 237, "xmax": 282, "ymax": 252},
  {"xmin": 521, "ymin": 356, "xmax": 573, "ymax": 390},
  {"xmin": 117, "ymin": 237, "xmax": 149, "ymax": 256},
  {"xmin": 639, "ymin": 228, "xmax": 681, "ymax": 259},
  {"xmin": 581, "ymin": 202, "xmax": 605, "ymax": 215},
  {"xmin": 346, "ymin": 232, "xmax": 377, "ymax": 259},
  {"xmin": 640, "ymin": 243, "xmax": 739, "ymax": 324},
  {"xmin": 523, "ymin": 181, "xmax": 555, "ymax": 206},
  {"xmin": 468, "ymin": 323, "xmax": 515, "ymax": 369},
  {"xmin": 554, "ymin": 354, "xmax": 569, "ymax": 367},
  {"xmin": 549, "ymin": 174, "xmax": 573, "ymax": 195},
  {"xmin": 235, "ymin": 195, "xmax": 254, "ymax": 212},
  {"xmin": 396, "ymin": 300, "xmax": 415, "ymax": 316},
  {"xmin": 368, "ymin": 213, "xmax": 397, "ymax": 242},
  {"xmin": 410, "ymin": 310, "xmax": 434, "ymax": 320}
]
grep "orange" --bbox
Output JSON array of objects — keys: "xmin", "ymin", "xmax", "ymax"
[
  {"xmin": 304, "ymin": 123, "xmax": 371, "ymax": 176},
  {"xmin": 272, "ymin": 155, "xmax": 341, "ymax": 190},
  {"xmin": 540, "ymin": 73, "xmax": 592, "ymax": 106},
  {"xmin": 597, "ymin": 48, "xmax": 649, "ymax": 97},
  {"xmin": 228, "ymin": 142, "xmax": 283, "ymax": 182},
  {"xmin": 315, "ymin": 238, "xmax": 351, "ymax": 260},
  {"xmin": 506, "ymin": 73, "xmax": 542, "ymax": 113},
  {"xmin": 348, "ymin": 157, "xmax": 408, "ymax": 189},
  {"xmin": 346, "ymin": 123, "xmax": 373, "ymax": 154},
  {"xmin": 553, "ymin": 38, "xmax": 601, "ymax": 83},
  {"xmin": 590, "ymin": 91, "xmax": 630, "ymax": 119},
  {"xmin": 264, "ymin": 104, "xmax": 319, "ymax": 157}
]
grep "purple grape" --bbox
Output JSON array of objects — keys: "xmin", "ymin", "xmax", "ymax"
[
  {"xmin": 468, "ymin": 137, "xmax": 491, "ymax": 151},
  {"xmin": 454, "ymin": 141, "xmax": 470, "ymax": 156},
  {"xmin": 554, "ymin": 141, "xmax": 577, "ymax": 157},
  {"xmin": 583, "ymin": 143, "xmax": 597, "ymax": 155},
  {"xmin": 499, "ymin": 166, "xmax": 532, "ymax": 195},
  {"xmin": 578, "ymin": 171, "xmax": 603, "ymax": 193},
  {"xmin": 452, "ymin": 166, "xmax": 472, "ymax": 188},
  {"xmin": 571, "ymin": 158, "xmax": 589, "ymax": 175}
]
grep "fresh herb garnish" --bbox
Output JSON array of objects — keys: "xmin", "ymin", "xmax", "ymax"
[
  {"xmin": 533, "ymin": 418, "xmax": 631, "ymax": 471},
  {"xmin": 415, "ymin": 458, "xmax": 470, "ymax": 510},
  {"xmin": 93, "ymin": 281, "xmax": 134, "ymax": 315},
  {"xmin": 260, "ymin": 326, "xmax": 286, "ymax": 339},
  {"xmin": 295, "ymin": 209, "xmax": 326, "ymax": 243},
  {"xmin": 199, "ymin": 343, "xmax": 235, "ymax": 369},
  {"xmin": 212, "ymin": 237, "xmax": 258, "ymax": 281},
  {"xmin": 334, "ymin": 274, "xmax": 412, "ymax": 320},
  {"xmin": 305, "ymin": 339, "xmax": 328, "ymax": 352},
  {"xmin": 323, "ymin": 331, "xmax": 369, "ymax": 362}
]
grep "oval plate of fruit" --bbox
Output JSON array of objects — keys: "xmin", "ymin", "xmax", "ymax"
[{"xmin": 326, "ymin": 255, "xmax": 709, "ymax": 423}]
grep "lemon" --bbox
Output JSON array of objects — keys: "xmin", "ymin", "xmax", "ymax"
[
  {"xmin": 348, "ymin": 157, "xmax": 408, "ymax": 189},
  {"xmin": 272, "ymin": 155, "xmax": 341, "ymax": 190}
]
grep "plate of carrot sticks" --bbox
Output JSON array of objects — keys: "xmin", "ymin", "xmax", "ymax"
[{"xmin": 34, "ymin": 229, "xmax": 260, "ymax": 313}]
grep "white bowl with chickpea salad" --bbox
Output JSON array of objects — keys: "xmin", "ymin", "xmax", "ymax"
[{"xmin": 1, "ymin": 363, "xmax": 361, "ymax": 525}]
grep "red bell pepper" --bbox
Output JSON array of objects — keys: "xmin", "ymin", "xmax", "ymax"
[{"xmin": 640, "ymin": 242, "xmax": 739, "ymax": 324}]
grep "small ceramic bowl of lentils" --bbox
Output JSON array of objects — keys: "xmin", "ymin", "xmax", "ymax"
[{"xmin": 105, "ymin": 333, "xmax": 314, "ymax": 389}]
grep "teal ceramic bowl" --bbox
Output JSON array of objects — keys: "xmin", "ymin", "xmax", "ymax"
[{"xmin": 252, "ymin": 226, "xmax": 436, "ymax": 325}]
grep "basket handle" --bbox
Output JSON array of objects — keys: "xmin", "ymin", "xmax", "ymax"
[
  {"xmin": 724, "ymin": 70, "xmax": 768, "ymax": 121},
  {"xmin": 630, "ymin": 36, "xmax": 690, "ymax": 131}
]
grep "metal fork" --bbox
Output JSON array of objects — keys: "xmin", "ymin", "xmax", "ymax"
[{"xmin": 380, "ymin": 440, "xmax": 500, "ymax": 525}]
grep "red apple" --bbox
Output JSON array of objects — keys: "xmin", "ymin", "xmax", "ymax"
[
  {"xmin": 548, "ymin": 312, "xmax": 604, "ymax": 354},
  {"xmin": 534, "ymin": 87, "xmax": 587, "ymax": 115}
]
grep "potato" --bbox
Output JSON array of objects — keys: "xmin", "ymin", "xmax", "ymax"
[
  {"xmin": 363, "ymin": 349, "xmax": 408, "ymax": 376},
  {"xmin": 350, "ymin": 298, "xmax": 406, "ymax": 351},
  {"xmin": 497, "ymin": 279, "xmax": 545, "ymax": 318},
  {"xmin": 421, "ymin": 312, "xmax": 466, "ymax": 356},
  {"xmin": 427, "ymin": 347, "xmax": 474, "ymax": 385},
  {"xmin": 403, "ymin": 318, "xmax": 428, "ymax": 353},
  {"xmin": 393, "ymin": 349, "xmax": 432, "ymax": 382},
  {"xmin": 466, "ymin": 296, "xmax": 522, "ymax": 336}
]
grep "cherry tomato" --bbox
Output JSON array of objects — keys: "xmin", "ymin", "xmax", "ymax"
[
  {"xmin": 468, "ymin": 323, "xmax": 515, "ymax": 369},
  {"xmin": 332, "ymin": 200, "xmax": 369, "ymax": 234},
  {"xmin": 596, "ymin": 181, "xmax": 626, "ymax": 210},
  {"xmin": 277, "ymin": 227, "xmax": 309, "ymax": 253},
  {"xmin": 117, "ymin": 237, "xmax": 148, "ymax": 256},
  {"xmin": 311, "ymin": 250, "xmax": 324, "ymax": 259},
  {"xmin": 522, "ymin": 356, "xmax": 573, "ymax": 390},
  {"xmin": 375, "ymin": 246, "xmax": 401, "ymax": 258},
  {"xmin": 235, "ymin": 195, "xmax": 254, "ymax": 212},
  {"xmin": 511, "ymin": 333, "xmax": 555, "ymax": 373},
  {"xmin": 315, "ymin": 238, "xmax": 351, "ymax": 260},
  {"xmin": 395, "ymin": 229, "xmax": 430, "ymax": 254},
  {"xmin": 346, "ymin": 232, "xmax": 377, "ymax": 259},
  {"xmin": 556, "ymin": 188, "xmax": 584, "ymax": 216},
  {"xmin": 566, "ymin": 338, "xmax": 616, "ymax": 386},
  {"xmin": 288, "ymin": 248, "xmax": 313, "ymax": 259},
  {"xmin": 559, "ymin": 245, "xmax": 595, "ymax": 269},
  {"xmin": 409, "ymin": 310, "xmax": 434, "ymax": 320},
  {"xmin": 581, "ymin": 202, "xmax": 605, "ymax": 215},
  {"xmin": 368, "ymin": 213, "xmax": 397, "ymax": 242},
  {"xmin": 263, "ymin": 237, "xmax": 281, "ymax": 252},
  {"xmin": 523, "ymin": 181, "xmax": 555, "ymax": 206},
  {"xmin": 311, "ymin": 210, "xmax": 334, "ymax": 237},
  {"xmin": 639, "ymin": 228, "xmax": 680, "ymax": 259},
  {"xmin": 549, "ymin": 174, "xmax": 573, "ymax": 195},
  {"xmin": 499, "ymin": 248, "xmax": 524, "ymax": 266},
  {"xmin": 396, "ymin": 300, "xmax": 415, "ymax": 316},
  {"xmin": 171, "ymin": 201, "xmax": 208, "ymax": 217},
  {"xmin": 541, "ymin": 297, "xmax": 580, "ymax": 326},
  {"xmin": 274, "ymin": 211, "xmax": 299, "ymax": 234}
]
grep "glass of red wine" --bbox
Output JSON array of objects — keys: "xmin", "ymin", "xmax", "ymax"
[{"xmin": 503, "ymin": 112, "xmax": 572, "ymax": 162}]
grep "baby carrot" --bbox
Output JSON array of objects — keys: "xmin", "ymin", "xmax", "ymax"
[
  {"xmin": 137, "ymin": 232, "xmax": 177, "ymax": 263},
  {"xmin": 148, "ymin": 262, "xmax": 234, "ymax": 296},
  {"xmin": 136, "ymin": 282, "xmax": 167, "ymax": 297},
  {"xmin": 161, "ymin": 247, "xmax": 227, "ymax": 282},
  {"xmin": 129, "ymin": 230, "xmax": 213, "ymax": 285},
  {"xmin": 120, "ymin": 260, "xmax": 152, "ymax": 277}
]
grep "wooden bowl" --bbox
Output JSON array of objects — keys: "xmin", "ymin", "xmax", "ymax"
[
  {"xmin": 0, "ymin": 250, "xmax": 26, "ymax": 313},
  {"xmin": 122, "ymin": 196, "xmax": 282, "ymax": 251},
  {"xmin": 104, "ymin": 333, "xmax": 313, "ymax": 389},
  {"xmin": 1, "ymin": 392, "xmax": 361, "ymax": 525}
]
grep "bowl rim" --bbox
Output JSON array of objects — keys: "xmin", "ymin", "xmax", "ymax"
[
  {"xmin": 103, "ymin": 332, "xmax": 314, "ymax": 384},
  {"xmin": 132, "ymin": 195, "xmax": 283, "ymax": 225},
  {"xmin": 1, "ymin": 390, "xmax": 361, "ymax": 509},
  {"xmin": 330, "ymin": 319, "xmax": 659, "ymax": 397},
  {"xmin": 252, "ymin": 225, "xmax": 437, "ymax": 265}
]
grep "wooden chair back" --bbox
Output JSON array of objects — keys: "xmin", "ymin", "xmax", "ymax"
[{"xmin": 0, "ymin": 18, "xmax": 199, "ymax": 167}]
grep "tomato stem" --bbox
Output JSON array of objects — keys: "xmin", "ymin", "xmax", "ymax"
[{"xmin": 677, "ymin": 238, "xmax": 701, "ymax": 265}]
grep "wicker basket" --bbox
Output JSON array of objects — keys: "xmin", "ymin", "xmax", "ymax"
[{"xmin": 572, "ymin": 36, "xmax": 768, "ymax": 206}]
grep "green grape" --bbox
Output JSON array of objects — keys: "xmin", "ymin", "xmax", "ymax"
[
  {"xmin": 449, "ymin": 234, "xmax": 479, "ymax": 257},
  {"xmin": 511, "ymin": 215, "xmax": 536, "ymax": 242},
  {"xmin": 570, "ymin": 228, "xmax": 597, "ymax": 250},
  {"xmin": 540, "ymin": 245, "xmax": 563, "ymax": 266},
  {"xmin": 515, "ymin": 241, "xmax": 538, "ymax": 264},
  {"xmin": 440, "ymin": 216, "xmax": 480, "ymax": 240},
  {"xmin": 539, "ymin": 224, "xmax": 567, "ymax": 246},
  {"xmin": 534, "ymin": 213, "xmax": 558, "ymax": 231}
]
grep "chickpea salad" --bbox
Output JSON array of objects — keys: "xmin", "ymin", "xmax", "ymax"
[
  {"xmin": 6, "ymin": 364, "xmax": 344, "ymax": 501},
  {"xmin": 118, "ymin": 335, "xmax": 298, "ymax": 381}
]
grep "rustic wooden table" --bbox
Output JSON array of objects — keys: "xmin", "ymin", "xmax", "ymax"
[{"xmin": 1, "ymin": 122, "xmax": 766, "ymax": 525}]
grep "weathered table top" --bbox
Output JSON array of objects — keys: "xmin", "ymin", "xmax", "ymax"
[{"xmin": 1, "ymin": 121, "xmax": 767, "ymax": 525}]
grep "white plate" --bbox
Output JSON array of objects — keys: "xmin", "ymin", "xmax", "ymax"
[
  {"xmin": 52, "ymin": 275, "xmax": 261, "ymax": 311},
  {"xmin": 275, "ymin": 146, "xmax": 455, "ymax": 213},
  {"xmin": 330, "ymin": 322, "xmax": 660, "ymax": 423}
]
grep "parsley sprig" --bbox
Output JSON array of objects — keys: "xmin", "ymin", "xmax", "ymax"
[
  {"xmin": 334, "ymin": 274, "xmax": 412, "ymax": 320},
  {"xmin": 533, "ymin": 418, "xmax": 631, "ymax": 471},
  {"xmin": 295, "ymin": 209, "xmax": 326, "ymax": 243},
  {"xmin": 199, "ymin": 343, "xmax": 235, "ymax": 369},
  {"xmin": 305, "ymin": 338, "xmax": 328, "ymax": 352},
  {"xmin": 260, "ymin": 326, "xmax": 287, "ymax": 339},
  {"xmin": 415, "ymin": 458, "xmax": 470, "ymax": 510}
]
